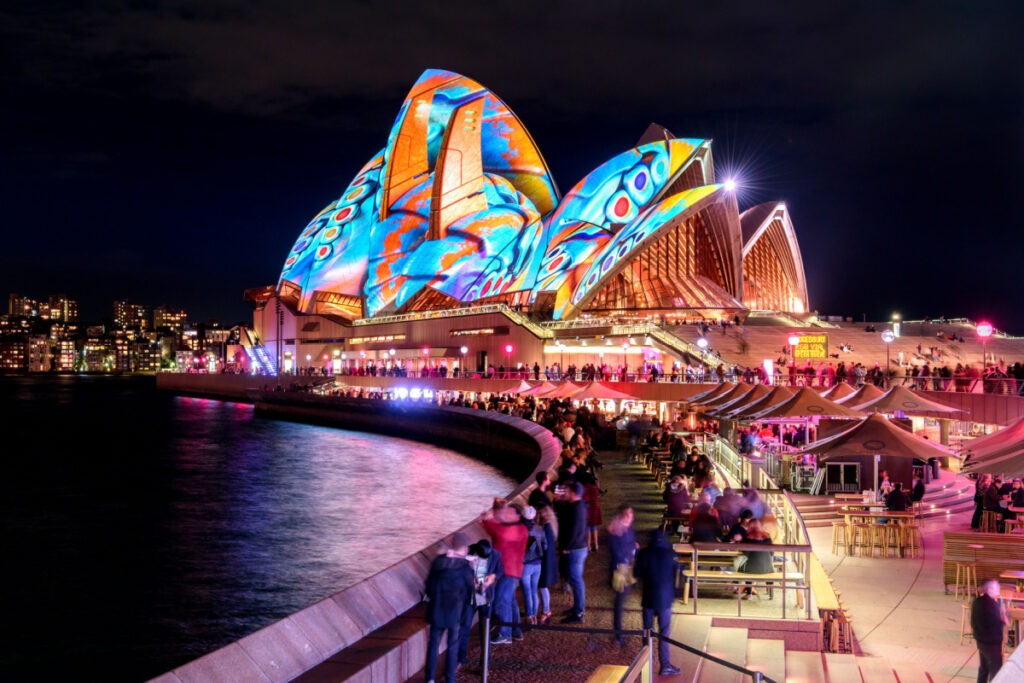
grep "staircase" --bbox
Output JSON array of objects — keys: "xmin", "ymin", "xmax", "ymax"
[
  {"xmin": 240, "ymin": 327, "xmax": 278, "ymax": 375},
  {"xmin": 658, "ymin": 616, "xmax": 935, "ymax": 682},
  {"xmin": 791, "ymin": 469, "xmax": 975, "ymax": 529},
  {"xmin": 656, "ymin": 319, "xmax": 1023, "ymax": 371}
]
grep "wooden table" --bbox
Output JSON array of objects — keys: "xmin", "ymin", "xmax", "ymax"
[
  {"xmin": 840, "ymin": 503, "xmax": 886, "ymax": 512},
  {"xmin": 1001, "ymin": 570, "xmax": 1024, "ymax": 592},
  {"xmin": 839, "ymin": 510, "xmax": 915, "ymax": 556}
]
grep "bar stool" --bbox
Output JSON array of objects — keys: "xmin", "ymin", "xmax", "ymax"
[
  {"xmin": 831, "ymin": 520, "xmax": 848, "ymax": 555},
  {"xmin": 981, "ymin": 510, "xmax": 1001, "ymax": 533},
  {"xmin": 882, "ymin": 522, "xmax": 901, "ymax": 558},
  {"xmin": 1007, "ymin": 608, "xmax": 1024, "ymax": 653},
  {"xmin": 955, "ymin": 562, "xmax": 979, "ymax": 600},
  {"xmin": 960, "ymin": 603, "xmax": 973, "ymax": 645},
  {"xmin": 901, "ymin": 523, "xmax": 921, "ymax": 559},
  {"xmin": 852, "ymin": 523, "xmax": 872, "ymax": 557},
  {"xmin": 869, "ymin": 523, "xmax": 888, "ymax": 558},
  {"xmin": 913, "ymin": 500, "xmax": 924, "ymax": 519}
]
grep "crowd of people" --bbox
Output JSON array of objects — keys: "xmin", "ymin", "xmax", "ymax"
[
  {"xmin": 970, "ymin": 473, "xmax": 1024, "ymax": 531},
  {"xmin": 418, "ymin": 389, "xmax": 701, "ymax": 680}
]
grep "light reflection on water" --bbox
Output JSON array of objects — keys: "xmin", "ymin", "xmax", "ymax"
[{"xmin": 1, "ymin": 377, "xmax": 514, "ymax": 681}]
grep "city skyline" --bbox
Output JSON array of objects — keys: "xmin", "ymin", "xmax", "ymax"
[{"xmin": 2, "ymin": 3, "xmax": 1022, "ymax": 331}]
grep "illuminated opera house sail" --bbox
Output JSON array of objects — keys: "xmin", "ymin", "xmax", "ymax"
[{"xmin": 276, "ymin": 69, "xmax": 808, "ymax": 323}]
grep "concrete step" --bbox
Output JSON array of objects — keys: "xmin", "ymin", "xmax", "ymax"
[
  {"xmin": 666, "ymin": 614, "xmax": 713, "ymax": 682},
  {"xmin": 891, "ymin": 667, "xmax": 935, "ymax": 683},
  {"xmin": 696, "ymin": 626, "xmax": 747, "ymax": 683},
  {"xmin": 823, "ymin": 652, "xmax": 862, "ymax": 682},
  {"xmin": 856, "ymin": 655, "xmax": 897, "ymax": 681},
  {"xmin": 744, "ymin": 638, "xmax": 785, "ymax": 683},
  {"xmin": 783, "ymin": 650, "xmax": 825, "ymax": 683}
]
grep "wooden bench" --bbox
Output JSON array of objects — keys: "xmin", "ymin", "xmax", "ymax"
[
  {"xmin": 808, "ymin": 554, "xmax": 843, "ymax": 651},
  {"xmin": 681, "ymin": 568, "xmax": 805, "ymax": 605},
  {"xmin": 587, "ymin": 664, "xmax": 628, "ymax": 682},
  {"xmin": 942, "ymin": 531, "xmax": 1024, "ymax": 592}
]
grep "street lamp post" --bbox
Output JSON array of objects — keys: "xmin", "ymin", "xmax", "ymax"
[
  {"xmin": 504, "ymin": 344, "xmax": 513, "ymax": 379},
  {"xmin": 881, "ymin": 330, "xmax": 895, "ymax": 388},
  {"xmin": 459, "ymin": 345, "xmax": 468, "ymax": 375},
  {"xmin": 621, "ymin": 341, "xmax": 629, "ymax": 379},
  {"xmin": 977, "ymin": 322, "xmax": 993, "ymax": 369}
]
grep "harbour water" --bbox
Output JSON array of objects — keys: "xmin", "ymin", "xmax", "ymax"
[{"xmin": 0, "ymin": 376, "xmax": 515, "ymax": 681}]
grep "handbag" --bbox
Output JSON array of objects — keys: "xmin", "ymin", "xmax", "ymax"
[{"xmin": 611, "ymin": 562, "xmax": 634, "ymax": 593}]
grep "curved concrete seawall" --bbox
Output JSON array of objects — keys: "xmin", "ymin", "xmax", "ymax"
[{"xmin": 148, "ymin": 385, "xmax": 561, "ymax": 683}]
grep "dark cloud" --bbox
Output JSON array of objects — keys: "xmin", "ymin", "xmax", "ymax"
[{"xmin": 1, "ymin": 1, "xmax": 1022, "ymax": 328}]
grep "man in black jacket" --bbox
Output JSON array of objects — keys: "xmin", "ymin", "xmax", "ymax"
[
  {"xmin": 910, "ymin": 475, "xmax": 926, "ymax": 504},
  {"xmin": 634, "ymin": 529, "xmax": 681, "ymax": 676},
  {"xmin": 971, "ymin": 579, "xmax": 1008, "ymax": 682},
  {"xmin": 556, "ymin": 481, "xmax": 589, "ymax": 623},
  {"xmin": 455, "ymin": 539, "xmax": 503, "ymax": 671},
  {"xmin": 424, "ymin": 531, "xmax": 475, "ymax": 683}
]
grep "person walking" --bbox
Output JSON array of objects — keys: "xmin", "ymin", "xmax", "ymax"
[
  {"xmin": 607, "ymin": 505, "xmax": 638, "ymax": 646},
  {"xmin": 971, "ymin": 579, "xmax": 1009, "ymax": 682},
  {"xmin": 556, "ymin": 481, "xmax": 589, "ymax": 623},
  {"xmin": 424, "ymin": 531, "xmax": 475, "ymax": 683},
  {"xmin": 634, "ymin": 529, "xmax": 681, "ymax": 675}
]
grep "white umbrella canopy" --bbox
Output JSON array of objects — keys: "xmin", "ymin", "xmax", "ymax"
[
  {"xmin": 697, "ymin": 382, "xmax": 756, "ymax": 409},
  {"xmin": 960, "ymin": 415, "xmax": 1024, "ymax": 459},
  {"xmin": 572, "ymin": 382, "xmax": 639, "ymax": 401},
  {"xmin": 687, "ymin": 382, "xmax": 735, "ymax": 405},
  {"xmin": 707, "ymin": 383, "xmax": 773, "ymax": 418},
  {"xmin": 799, "ymin": 413, "xmax": 954, "ymax": 461},
  {"xmin": 820, "ymin": 382, "xmax": 856, "ymax": 402},
  {"xmin": 853, "ymin": 385, "xmax": 966, "ymax": 415},
  {"xmin": 963, "ymin": 444, "xmax": 1024, "ymax": 474},
  {"xmin": 749, "ymin": 386, "xmax": 866, "ymax": 420},
  {"xmin": 836, "ymin": 383, "xmax": 886, "ymax": 405},
  {"xmin": 520, "ymin": 381, "xmax": 558, "ymax": 395},
  {"xmin": 725, "ymin": 385, "xmax": 796, "ymax": 421},
  {"xmin": 503, "ymin": 380, "xmax": 537, "ymax": 394},
  {"xmin": 542, "ymin": 381, "xmax": 588, "ymax": 398}
]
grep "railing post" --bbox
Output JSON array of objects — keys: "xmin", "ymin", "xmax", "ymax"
[
  {"xmin": 646, "ymin": 628, "xmax": 655, "ymax": 683},
  {"xmin": 754, "ymin": 671, "xmax": 764, "ymax": 683},
  {"xmin": 482, "ymin": 614, "xmax": 490, "ymax": 683}
]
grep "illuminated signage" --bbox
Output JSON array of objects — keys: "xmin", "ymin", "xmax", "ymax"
[
  {"xmin": 347, "ymin": 334, "xmax": 406, "ymax": 345},
  {"xmin": 792, "ymin": 334, "xmax": 828, "ymax": 360},
  {"xmin": 450, "ymin": 326, "xmax": 509, "ymax": 337}
]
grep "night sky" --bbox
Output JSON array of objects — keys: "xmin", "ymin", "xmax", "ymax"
[{"xmin": 2, "ymin": 2, "xmax": 1022, "ymax": 329}]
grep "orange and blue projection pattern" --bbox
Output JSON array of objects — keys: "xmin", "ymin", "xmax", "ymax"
[{"xmin": 277, "ymin": 69, "xmax": 722, "ymax": 320}]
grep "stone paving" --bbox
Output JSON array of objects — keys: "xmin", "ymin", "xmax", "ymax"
[{"xmin": 810, "ymin": 502, "xmax": 993, "ymax": 682}]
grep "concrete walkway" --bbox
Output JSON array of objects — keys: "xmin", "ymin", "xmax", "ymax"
[{"xmin": 809, "ymin": 500, "xmax": 985, "ymax": 682}]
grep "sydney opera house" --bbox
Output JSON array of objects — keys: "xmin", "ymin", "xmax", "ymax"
[{"xmin": 246, "ymin": 70, "xmax": 808, "ymax": 375}]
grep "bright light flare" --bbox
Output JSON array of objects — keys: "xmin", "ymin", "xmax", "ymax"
[{"xmin": 724, "ymin": 178, "xmax": 737, "ymax": 192}]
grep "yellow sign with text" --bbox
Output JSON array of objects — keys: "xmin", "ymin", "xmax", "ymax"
[{"xmin": 793, "ymin": 335, "xmax": 829, "ymax": 360}]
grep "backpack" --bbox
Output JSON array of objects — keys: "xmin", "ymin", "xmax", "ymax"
[{"xmin": 523, "ymin": 525, "xmax": 545, "ymax": 563}]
